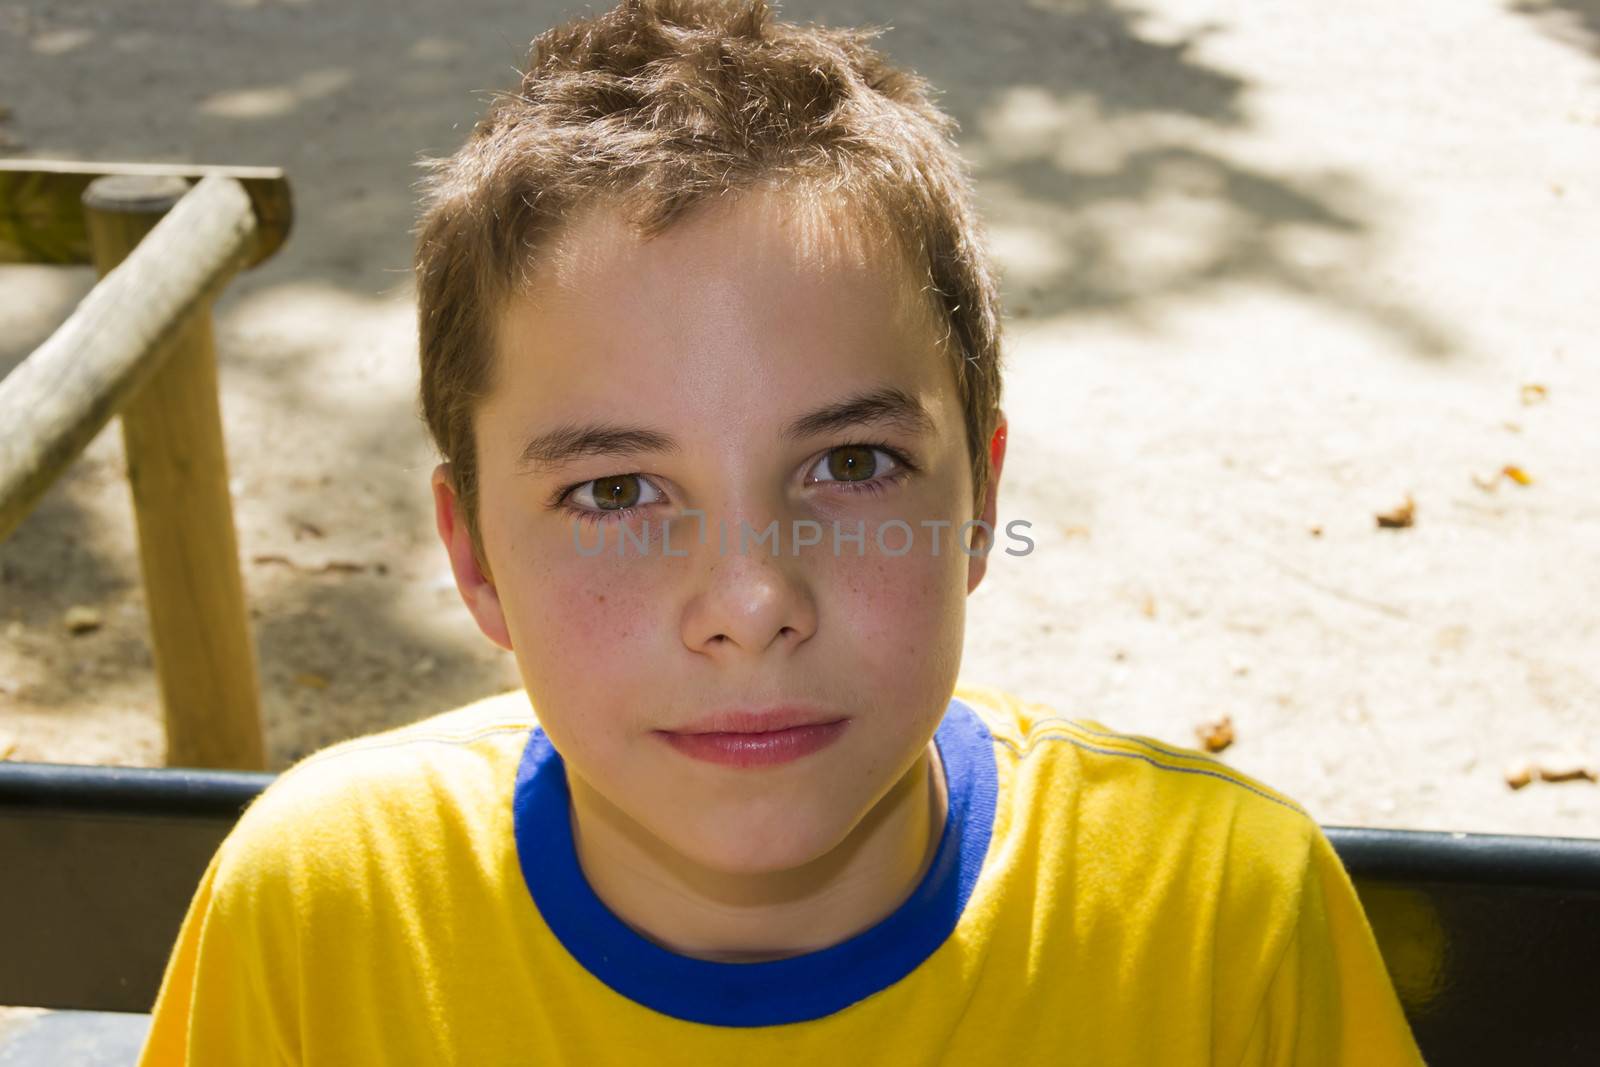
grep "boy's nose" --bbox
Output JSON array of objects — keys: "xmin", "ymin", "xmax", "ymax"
[{"xmin": 680, "ymin": 548, "xmax": 818, "ymax": 659}]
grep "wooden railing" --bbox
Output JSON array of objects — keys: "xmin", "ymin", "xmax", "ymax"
[{"xmin": 0, "ymin": 161, "xmax": 294, "ymax": 769}]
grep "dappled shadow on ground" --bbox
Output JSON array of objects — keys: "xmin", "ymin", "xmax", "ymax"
[
  {"xmin": 0, "ymin": 443, "xmax": 515, "ymax": 768},
  {"xmin": 0, "ymin": 473, "xmax": 152, "ymax": 721},
  {"xmin": 3, "ymin": 0, "xmax": 1458, "ymax": 362},
  {"xmin": 795, "ymin": 0, "xmax": 1455, "ymax": 354},
  {"xmin": 0, "ymin": 268, "xmax": 95, "ymax": 383},
  {"xmin": 0, "ymin": 301, "xmax": 514, "ymax": 767},
  {"xmin": 1510, "ymin": 0, "xmax": 1600, "ymax": 59}
]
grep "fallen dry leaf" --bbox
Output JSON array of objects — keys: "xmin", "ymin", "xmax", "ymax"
[
  {"xmin": 1520, "ymin": 383, "xmax": 1548, "ymax": 406},
  {"xmin": 1195, "ymin": 715, "xmax": 1235, "ymax": 754},
  {"xmin": 1475, "ymin": 465, "xmax": 1536, "ymax": 492},
  {"xmin": 63, "ymin": 606, "xmax": 102, "ymax": 634},
  {"xmin": 1504, "ymin": 761, "xmax": 1536, "ymax": 790},
  {"xmin": 1503, "ymin": 759, "xmax": 1597, "ymax": 789},
  {"xmin": 1141, "ymin": 596, "xmax": 1157, "ymax": 619},
  {"xmin": 291, "ymin": 517, "xmax": 326, "ymax": 540},
  {"xmin": 1375, "ymin": 494, "xmax": 1416, "ymax": 529},
  {"xmin": 1537, "ymin": 763, "xmax": 1598, "ymax": 784},
  {"xmin": 1308, "ymin": 525, "xmax": 1324, "ymax": 537},
  {"xmin": 322, "ymin": 560, "xmax": 390, "ymax": 576},
  {"xmin": 251, "ymin": 554, "xmax": 387, "ymax": 576}
]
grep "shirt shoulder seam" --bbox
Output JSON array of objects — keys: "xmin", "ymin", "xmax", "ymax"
[
  {"xmin": 291, "ymin": 720, "xmax": 535, "ymax": 774},
  {"xmin": 992, "ymin": 728, "xmax": 1311, "ymax": 820}
]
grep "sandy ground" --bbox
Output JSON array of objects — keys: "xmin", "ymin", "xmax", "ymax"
[{"xmin": 2, "ymin": 0, "xmax": 1597, "ymax": 858}]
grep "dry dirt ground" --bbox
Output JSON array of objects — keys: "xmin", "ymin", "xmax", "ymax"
[{"xmin": 2, "ymin": 0, "xmax": 1597, "ymax": 856}]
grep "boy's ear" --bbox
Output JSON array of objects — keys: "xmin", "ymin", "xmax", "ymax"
[
  {"xmin": 967, "ymin": 414, "xmax": 1007, "ymax": 595},
  {"xmin": 431, "ymin": 463, "xmax": 514, "ymax": 651}
]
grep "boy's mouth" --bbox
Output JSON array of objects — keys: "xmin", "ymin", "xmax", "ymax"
[{"xmin": 654, "ymin": 708, "xmax": 850, "ymax": 768}]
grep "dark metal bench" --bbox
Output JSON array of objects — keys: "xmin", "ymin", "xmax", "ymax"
[{"xmin": 3, "ymin": 761, "xmax": 1598, "ymax": 1064}]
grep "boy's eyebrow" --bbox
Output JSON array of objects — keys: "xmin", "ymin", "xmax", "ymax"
[
  {"xmin": 515, "ymin": 386, "xmax": 935, "ymax": 474},
  {"xmin": 781, "ymin": 386, "xmax": 936, "ymax": 443}
]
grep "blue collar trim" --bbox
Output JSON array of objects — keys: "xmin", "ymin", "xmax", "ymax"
[{"xmin": 511, "ymin": 697, "xmax": 998, "ymax": 1027}]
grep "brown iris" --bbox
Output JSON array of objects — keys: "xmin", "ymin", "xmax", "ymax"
[
  {"xmin": 590, "ymin": 475, "xmax": 642, "ymax": 510},
  {"xmin": 827, "ymin": 445, "xmax": 878, "ymax": 482}
]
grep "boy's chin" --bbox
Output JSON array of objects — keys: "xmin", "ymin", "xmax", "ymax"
[{"xmin": 664, "ymin": 804, "xmax": 861, "ymax": 879}]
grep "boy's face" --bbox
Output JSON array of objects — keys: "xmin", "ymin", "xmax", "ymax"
[{"xmin": 433, "ymin": 188, "xmax": 1005, "ymax": 876}]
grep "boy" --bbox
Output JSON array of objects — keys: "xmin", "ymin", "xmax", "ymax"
[{"xmin": 140, "ymin": 0, "xmax": 1427, "ymax": 1063}]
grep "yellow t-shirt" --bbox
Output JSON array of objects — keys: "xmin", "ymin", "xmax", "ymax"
[{"xmin": 138, "ymin": 684, "xmax": 1427, "ymax": 1065}]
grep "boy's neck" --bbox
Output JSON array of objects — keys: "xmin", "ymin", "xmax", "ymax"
[{"xmin": 566, "ymin": 740, "xmax": 949, "ymax": 963}]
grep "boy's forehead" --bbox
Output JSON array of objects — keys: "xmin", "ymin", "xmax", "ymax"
[
  {"xmin": 489, "ymin": 188, "xmax": 956, "ymax": 415},
  {"xmin": 525, "ymin": 187, "xmax": 937, "ymax": 327}
]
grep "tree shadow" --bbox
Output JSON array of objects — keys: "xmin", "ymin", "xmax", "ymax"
[
  {"xmin": 0, "ymin": 465, "xmax": 150, "ymax": 683},
  {"xmin": 795, "ymin": 0, "xmax": 1456, "ymax": 355},
  {"xmin": 0, "ymin": 268, "xmax": 96, "ymax": 383},
  {"xmin": 1509, "ymin": 0, "xmax": 1600, "ymax": 59},
  {"xmin": 0, "ymin": 360, "xmax": 517, "ymax": 769},
  {"xmin": 6, "ymin": 0, "xmax": 1458, "ymax": 355}
]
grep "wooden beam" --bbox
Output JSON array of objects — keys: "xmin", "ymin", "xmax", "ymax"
[
  {"xmin": 82, "ymin": 174, "xmax": 267, "ymax": 770},
  {"xmin": 0, "ymin": 160, "xmax": 291, "ymax": 268},
  {"xmin": 0, "ymin": 174, "xmax": 257, "ymax": 543}
]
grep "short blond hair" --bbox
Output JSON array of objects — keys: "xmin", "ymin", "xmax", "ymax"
[{"xmin": 413, "ymin": 0, "xmax": 1003, "ymax": 570}]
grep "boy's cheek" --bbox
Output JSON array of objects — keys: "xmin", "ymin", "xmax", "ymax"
[
  {"xmin": 512, "ymin": 556, "xmax": 663, "ymax": 659},
  {"xmin": 504, "ymin": 571, "xmax": 664, "ymax": 760},
  {"xmin": 769, "ymin": 545, "xmax": 963, "ymax": 707},
  {"xmin": 831, "ymin": 551, "xmax": 967, "ymax": 666}
]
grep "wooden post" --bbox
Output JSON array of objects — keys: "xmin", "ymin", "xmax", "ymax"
[{"xmin": 82, "ymin": 175, "xmax": 265, "ymax": 769}]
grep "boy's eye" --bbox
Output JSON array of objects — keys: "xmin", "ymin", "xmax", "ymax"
[
  {"xmin": 569, "ymin": 474, "xmax": 663, "ymax": 512},
  {"xmin": 807, "ymin": 445, "xmax": 901, "ymax": 485},
  {"xmin": 560, "ymin": 444, "xmax": 913, "ymax": 522}
]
